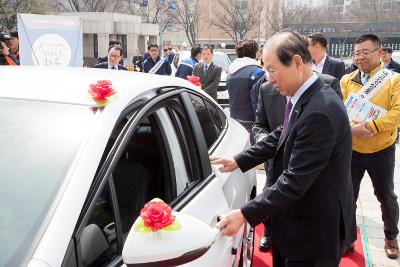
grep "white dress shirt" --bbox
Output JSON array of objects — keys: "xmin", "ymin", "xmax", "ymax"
[
  {"xmin": 312, "ymin": 54, "xmax": 327, "ymax": 73},
  {"xmin": 288, "ymin": 73, "xmax": 319, "ymax": 118}
]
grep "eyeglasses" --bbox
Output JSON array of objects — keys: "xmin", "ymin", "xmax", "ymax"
[
  {"xmin": 149, "ymin": 49, "xmax": 158, "ymax": 52},
  {"xmin": 351, "ymin": 47, "xmax": 379, "ymax": 58}
]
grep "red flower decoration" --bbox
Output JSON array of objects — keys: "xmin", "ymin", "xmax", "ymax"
[
  {"xmin": 88, "ymin": 80, "xmax": 116, "ymax": 104},
  {"xmin": 187, "ymin": 75, "xmax": 202, "ymax": 87},
  {"xmin": 140, "ymin": 200, "xmax": 176, "ymax": 232}
]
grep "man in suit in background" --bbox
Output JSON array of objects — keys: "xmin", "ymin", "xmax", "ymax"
[
  {"xmin": 253, "ymin": 72, "xmax": 343, "ymax": 252},
  {"xmin": 308, "ymin": 32, "xmax": 346, "ymax": 80},
  {"xmin": 94, "ymin": 46, "xmax": 127, "ymax": 70},
  {"xmin": 212, "ymin": 31, "xmax": 356, "ymax": 266},
  {"xmin": 193, "ymin": 46, "xmax": 222, "ymax": 101},
  {"xmin": 381, "ymin": 47, "xmax": 400, "ymax": 73}
]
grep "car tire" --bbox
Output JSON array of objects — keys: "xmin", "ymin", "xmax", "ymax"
[{"xmin": 238, "ymin": 221, "xmax": 254, "ymax": 267}]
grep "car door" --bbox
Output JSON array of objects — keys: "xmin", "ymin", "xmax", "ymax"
[{"xmin": 63, "ymin": 88, "xmax": 236, "ymax": 267}]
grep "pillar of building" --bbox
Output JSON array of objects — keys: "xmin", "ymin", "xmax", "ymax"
[
  {"xmin": 126, "ymin": 34, "xmax": 138, "ymax": 66},
  {"xmin": 148, "ymin": 35, "xmax": 158, "ymax": 46},
  {"xmin": 138, "ymin": 35, "xmax": 146, "ymax": 54},
  {"xmin": 97, "ymin": 33, "xmax": 110, "ymax": 58}
]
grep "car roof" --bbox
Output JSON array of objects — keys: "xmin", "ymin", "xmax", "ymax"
[{"xmin": 0, "ymin": 67, "xmax": 196, "ymax": 107}]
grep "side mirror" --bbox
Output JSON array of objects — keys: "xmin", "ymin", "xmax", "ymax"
[{"xmin": 122, "ymin": 212, "xmax": 218, "ymax": 266}]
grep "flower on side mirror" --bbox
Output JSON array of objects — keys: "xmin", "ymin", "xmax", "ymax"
[{"xmin": 134, "ymin": 198, "xmax": 181, "ymax": 233}]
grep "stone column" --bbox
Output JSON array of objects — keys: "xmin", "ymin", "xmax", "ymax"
[
  {"xmin": 126, "ymin": 34, "xmax": 138, "ymax": 66},
  {"xmin": 149, "ymin": 35, "xmax": 158, "ymax": 46},
  {"xmin": 138, "ymin": 35, "xmax": 146, "ymax": 54},
  {"xmin": 97, "ymin": 33, "xmax": 109, "ymax": 58}
]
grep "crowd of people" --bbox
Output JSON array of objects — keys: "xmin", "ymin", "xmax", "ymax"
[{"xmin": 2, "ymin": 26, "xmax": 400, "ymax": 266}]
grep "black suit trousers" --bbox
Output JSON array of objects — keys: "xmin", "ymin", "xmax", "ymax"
[{"xmin": 351, "ymin": 144, "xmax": 399, "ymax": 240}]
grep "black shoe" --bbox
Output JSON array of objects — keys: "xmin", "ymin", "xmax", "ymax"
[{"xmin": 259, "ymin": 235, "xmax": 272, "ymax": 252}]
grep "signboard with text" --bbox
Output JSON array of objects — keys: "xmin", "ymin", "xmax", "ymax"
[{"xmin": 17, "ymin": 14, "xmax": 83, "ymax": 67}]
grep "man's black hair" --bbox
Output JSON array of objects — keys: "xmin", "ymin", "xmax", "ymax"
[
  {"xmin": 235, "ymin": 39, "xmax": 258, "ymax": 59},
  {"xmin": 355, "ymin": 34, "xmax": 381, "ymax": 47},
  {"xmin": 108, "ymin": 45, "xmax": 123, "ymax": 56},
  {"xmin": 109, "ymin": 40, "xmax": 121, "ymax": 46},
  {"xmin": 191, "ymin": 46, "xmax": 202, "ymax": 58},
  {"xmin": 148, "ymin": 43, "xmax": 159, "ymax": 50},
  {"xmin": 382, "ymin": 47, "xmax": 393, "ymax": 53},
  {"xmin": 202, "ymin": 45, "xmax": 213, "ymax": 54},
  {"xmin": 307, "ymin": 32, "xmax": 327, "ymax": 48}
]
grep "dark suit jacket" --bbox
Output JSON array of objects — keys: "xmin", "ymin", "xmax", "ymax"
[
  {"xmin": 193, "ymin": 62, "xmax": 222, "ymax": 101},
  {"xmin": 236, "ymin": 78, "xmax": 356, "ymax": 261},
  {"xmin": 94, "ymin": 62, "xmax": 127, "ymax": 70},
  {"xmin": 322, "ymin": 55, "xmax": 345, "ymax": 80}
]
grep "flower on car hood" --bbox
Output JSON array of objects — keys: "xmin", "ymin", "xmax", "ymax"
[
  {"xmin": 187, "ymin": 75, "xmax": 202, "ymax": 87},
  {"xmin": 88, "ymin": 80, "xmax": 116, "ymax": 106}
]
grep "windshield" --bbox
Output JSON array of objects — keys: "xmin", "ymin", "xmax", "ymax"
[
  {"xmin": 0, "ymin": 99, "xmax": 96, "ymax": 267},
  {"xmin": 213, "ymin": 54, "xmax": 231, "ymax": 72}
]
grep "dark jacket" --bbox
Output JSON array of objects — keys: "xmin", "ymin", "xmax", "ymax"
[
  {"xmin": 322, "ymin": 55, "xmax": 346, "ymax": 80},
  {"xmin": 252, "ymin": 73, "xmax": 342, "ymax": 186},
  {"xmin": 226, "ymin": 59, "xmax": 264, "ymax": 131},
  {"xmin": 94, "ymin": 62, "xmax": 127, "ymax": 70},
  {"xmin": 237, "ymin": 78, "xmax": 356, "ymax": 261},
  {"xmin": 386, "ymin": 59, "xmax": 400, "ymax": 73},
  {"xmin": 193, "ymin": 62, "xmax": 222, "ymax": 101},
  {"xmin": 143, "ymin": 56, "xmax": 172, "ymax": 75},
  {"xmin": 175, "ymin": 57, "xmax": 199, "ymax": 79},
  {"xmin": 132, "ymin": 55, "xmax": 144, "ymax": 71}
]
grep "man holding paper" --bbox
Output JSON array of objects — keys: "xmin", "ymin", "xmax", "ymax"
[{"xmin": 341, "ymin": 34, "xmax": 400, "ymax": 259}]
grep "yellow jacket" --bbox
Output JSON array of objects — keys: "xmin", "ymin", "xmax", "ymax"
[{"xmin": 341, "ymin": 62, "xmax": 400, "ymax": 153}]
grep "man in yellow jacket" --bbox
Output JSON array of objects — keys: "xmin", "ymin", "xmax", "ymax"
[{"xmin": 341, "ymin": 34, "xmax": 400, "ymax": 259}]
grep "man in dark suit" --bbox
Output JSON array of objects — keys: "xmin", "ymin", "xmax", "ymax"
[
  {"xmin": 212, "ymin": 31, "xmax": 356, "ymax": 266},
  {"xmin": 253, "ymin": 72, "xmax": 343, "ymax": 252},
  {"xmin": 193, "ymin": 46, "xmax": 222, "ymax": 101},
  {"xmin": 96, "ymin": 40, "xmax": 124, "ymax": 66},
  {"xmin": 381, "ymin": 47, "xmax": 400, "ymax": 73},
  {"xmin": 94, "ymin": 46, "xmax": 127, "ymax": 70},
  {"xmin": 308, "ymin": 32, "xmax": 345, "ymax": 80}
]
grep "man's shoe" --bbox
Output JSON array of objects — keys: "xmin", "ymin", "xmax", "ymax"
[
  {"xmin": 259, "ymin": 235, "xmax": 272, "ymax": 252},
  {"xmin": 384, "ymin": 239, "xmax": 399, "ymax": 259}
]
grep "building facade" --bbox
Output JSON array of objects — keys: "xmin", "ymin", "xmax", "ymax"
[{"xmin": 62, "ymin": 12, "xmax": 159, "ymax": 66}]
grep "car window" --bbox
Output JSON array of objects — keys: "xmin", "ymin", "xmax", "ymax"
[
  {"xmin": 187, "ymin": 93, "xmax": 220, "ymax": 149},
  {"xmin": 0, "ymin": 99, "xmax": 95, "ymax": 267},
  {"xmin": 204, "ymin": 99, "xmax": 227, "ymax": 133},
  {"xmin": 76, "ymin": 183, "xmax": 121, "ymax": 267}
]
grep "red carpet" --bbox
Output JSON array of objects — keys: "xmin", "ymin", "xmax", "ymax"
[{"xmin": 253, "ymin": 225, "xmax": 365, "ymax": 267}]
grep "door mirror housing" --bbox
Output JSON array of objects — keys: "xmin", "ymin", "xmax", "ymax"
[{"xmin": 122, "ymin": 212, "xmax": 218, "ymax": 266}]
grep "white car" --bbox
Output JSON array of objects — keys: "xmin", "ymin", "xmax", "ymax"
[
  {"xmin": 172, "ymin": 51, "xmax": 231, "ymax": 108},
  {"xmin": 0, "ymin": 67, "xmax": 256, "ymax": 267}
]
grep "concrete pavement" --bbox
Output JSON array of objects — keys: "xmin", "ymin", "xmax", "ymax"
[{"xmin": 256, "ymin": 143, "xmax": 400, "ymax": 266}]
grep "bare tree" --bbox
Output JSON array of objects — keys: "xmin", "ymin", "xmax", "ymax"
[
  {"xmin": 167, "ymin": 0, "xmax": 200, "ymax": 46},
  {"xmin": 0, "ymin": 0, "xmax": 46, "ymax": 30},
  {"xmin": 128, "ymin": 0, "xmax": 173, "ymax": 33},
  {"xmin": 211, "ymin": 0, "xmax": 262, "ymax": 43},
  {"xmin": 49, "ymin": 0, "xmax": 113, "ymax": 12}
]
